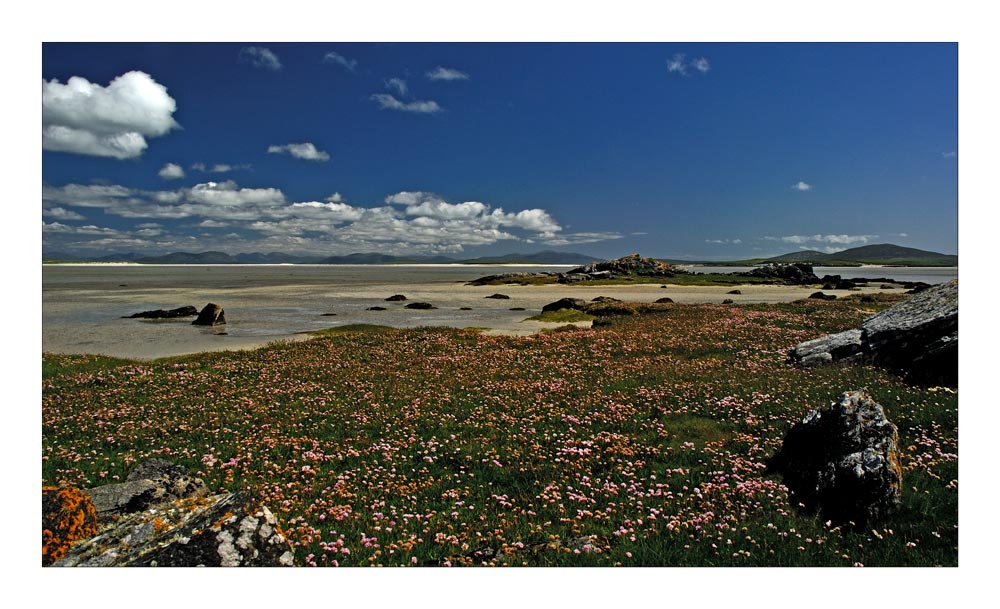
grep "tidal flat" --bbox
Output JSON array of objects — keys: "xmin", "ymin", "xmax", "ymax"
[{"xmin": 42, "ymin": 294, "xmax": 958, "ymax": 566}]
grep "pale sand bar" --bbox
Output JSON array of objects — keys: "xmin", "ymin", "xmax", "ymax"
[{"xmin": 43, "ymin": 277, "xmax": 909, "ymax": 360}]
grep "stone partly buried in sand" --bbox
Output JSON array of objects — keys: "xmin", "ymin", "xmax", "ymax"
[
  {"xmin": 47, "ymin": 459, "xmax": 294, "ymax": 567},
  {"xmin": 405, "ymin": 302, "xmax": 437, "ymax": 310},
  {"xmin": 192, "ymin": 303, "xmax": 226, "ymax": 326},
  {"xmin": 767, "ymin": 390, "xmax": 903, "ymax": 526},
  {"xmin": 123, "ymin": 305, "xmax": 198, "ymax": 319},
  {"xmin": 788, "ymin": 279, "xmax": 957, "ymax": 385}
]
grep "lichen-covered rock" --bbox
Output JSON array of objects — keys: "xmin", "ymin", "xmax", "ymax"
[
  {"xmin": 43, "ymin": 487, "xmax": 99, "ymax": 566},
  {"xmin": 767, "ymin": 390, "xmax": 902, "ymax": 526},
  {"xmin": 84, "ymin": 458, "xmax": 208, "ymax": 523},
  {"xmin": 52, "ymin": 491, "xmax": 295, "ymax": 567},
  {"xmin": 192, "ymin": 303, "xmax": 226, "ymax": 326}
]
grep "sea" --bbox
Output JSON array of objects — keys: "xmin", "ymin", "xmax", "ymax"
[{"xmin": 42, "ymin": 263, "xmax": 957, "ymax": 360}]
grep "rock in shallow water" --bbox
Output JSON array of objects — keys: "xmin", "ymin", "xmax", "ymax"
[{"xmin": 192, "ymin": 303, "xmax": 226, "ymax": 326}]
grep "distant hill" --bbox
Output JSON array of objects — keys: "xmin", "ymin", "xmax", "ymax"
[
  {"xmin": 459, "ymin": 250, "xmax": 597, "ymax": 265},
  {"xmin": 767, "ymin": 244, "xmax": 957, "ymax": 267},
  {"xmin": 317, "ymin": 253, "xmax": 457, "ymax": 264},
  {"xmin": 137, "ymin": 251, "xmax": 240, "ymax": 264}
]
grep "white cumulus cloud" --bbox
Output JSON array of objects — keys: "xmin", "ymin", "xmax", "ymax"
[
  {"xmin": 239, "ymin": 46, "xmax": 282, "ymax": 71},
  {"xmin": 370, "ymin": 94, "xmax": 442, "ymax": 114},
  {"xmin": 42, "ymin": 71, "xmax": 180, "ymax": 159},
  {"xmin": 426, "ymin": 66, "xmax": 469, "ymax": 81},
  {"xmin": 385, "ymin": 78, "xmax": 408, "ymax": 97},
  {"xmin": 159, "ymin": 163, "xmax": 185, "ymax": 179},
  {"xmin": 791, "ymin": 181, "xmax": 812, "ymax": 191},
  {"xmin": 267, "ymin": 142, "xmax": 330, "ymax": 162},
  {"xmin": 322, "ymin": 51, "xmax": 357, "ymax": 71}
]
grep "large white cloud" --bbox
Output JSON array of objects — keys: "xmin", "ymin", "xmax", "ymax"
[{"xmin": 42, "ymin": 71, "xmax": 179, "ymax": 159}]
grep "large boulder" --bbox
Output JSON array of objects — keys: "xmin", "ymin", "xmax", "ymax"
[
  {"xmin": 52, "ymin": 491, "xmax": 295, "ymax": 567},
  {"xmin": 84, "ymin": 458, "xmax": 208, "ymax": 523},
  {"xmin": 767, "ymin": 390, "xmax": 903, "ymax": 526},
  {"xmin": 788, "ymin": 279, "xmax": 957, "ymax": 385},
  {"xmin": 192, "ymin": 303, "xmax": 226, "ymax": 326}
]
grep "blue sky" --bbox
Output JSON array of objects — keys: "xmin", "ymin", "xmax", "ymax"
[{"xmin": 41, "ymin": 42, "xmax": 958, "ymax": 260}]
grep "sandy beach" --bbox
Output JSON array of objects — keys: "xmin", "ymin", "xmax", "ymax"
[{"xmin": 43, "ymin": 266, "xmax": 915, "ymax": 360}]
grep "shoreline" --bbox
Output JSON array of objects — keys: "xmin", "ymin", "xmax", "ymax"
[{"xmin": 43, "ymin": 282, "xmax": 913, "ymax": 361}]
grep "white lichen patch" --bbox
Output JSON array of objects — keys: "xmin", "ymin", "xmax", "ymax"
[
  {"xmin": 216, "ymin": 530, "xmax": 242, "ymax": 567},
  {"xmin": 236, "ymin": 516, "xmax": 259, "ymax": 550},
  {"xmin": 279, "ymin": 550, "xmax": 295, "ymax": 566}
]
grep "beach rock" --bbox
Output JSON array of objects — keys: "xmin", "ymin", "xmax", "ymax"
[
  {"xmin": 821, "ymin": 275, "xmax": 857, "ymax": 290},
  {"xmin": 557, "ymin": 273, "xmax": 591, "ymax": 284},
  {"xmin": 83, "ymin": 458, "xmax": 208, "ymax": 523},
  {"xmin": 722, "ymin": 299, "xmax": 735, "ymax": 304},
  {"xmin": 655, "ymin": 297, "xmax": 674, "ymax": 304},
  {"xmin": 485, "ymin": 293, "xmax": 511, "ymax": 299},
  {"xmin": 405, "ymin": 302, "xmax": 437, "ymax": 310},
  {"xmin": 808, "ymin": 291, "xmax": 837, "ymax": 301},
  {"xmin": 861, "ymin": 279, "xmax": 958, "ymax": 385},
  {"xmin": 740, "ymin": 263, "xmax": 819, "ymax": 285},
  {"xmin": 467, "ymin": 272, "xmax": 553, "ymax": 286},
  {"xmin": 509, "ymin": 307, "xmax": 526, "ymax": 311},
  {"xmin": 124, "ymin": 305, "xmax": 198, "ymax": 319},
  {"xmin": 541, "ymin": 298, "xmax": 588, "ymax": 313},
  {"xmin": 52, "ymin": 491, "xmax": 295, "ymax": 567},
  {"xmin": 788, "ymin": 329, "xmax": 864, "ymax": 368},
  {"xmin": 789, "ymin": 280, "xmax": 957, "ymax": 386},
  {"xmin": 767, "ymin": 390, "xmax": 902, "ymax": 526},
  {"xmin": 366, "ymin": 306, "xmax": 386, "ymax": 311},
  {"xmin": 460, "ymin": 307, "xmax": 473, "ymax": 310},
  {"xmin": 385, "ymin": 294, "xmax": 407, "ymax": 301},
  {"xmin": 591, "ymin": 296, "xmax": 622, "ymax": 303},
  {"xmin": 43, "ymin": 487, "xmax": 99, "ymax": 566},
  {"xmin": 727, "ymin": 289, "xmax": 742, "ymax": 295},
  {"xmin": 192, "ymin": 303, "xmax": 226, "ymax": 326}
]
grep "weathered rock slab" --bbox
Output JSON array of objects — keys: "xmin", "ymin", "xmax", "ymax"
[
  {"xmin": 53, "ymin": 491, "xmax": 295, "ymax": 567},
  {"xmin": 788, "ymin": 329, "xmax": 863, "ymax": 368},
  {"xmin": 767, "ymin": 389, "xmax": 903, "ymax": 526},
  {"xmin": 83, "ymin": 458, "xmax": 208, "ymax": 523}
]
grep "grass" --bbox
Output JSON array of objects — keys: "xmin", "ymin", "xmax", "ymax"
[
  {"xmin": 41, "ymin": 294, "xmax": 956, "ymax": 567},
  {"xmin": 525, "ymin": 310, "xmax": 596, "ymax": 323}
]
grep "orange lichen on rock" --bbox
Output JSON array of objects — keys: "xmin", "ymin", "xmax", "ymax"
[{"xmin": 42, "ymin": 486, "xmax": 99, "ymax": 566}]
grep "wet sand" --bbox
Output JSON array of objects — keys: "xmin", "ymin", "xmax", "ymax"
[{"xmin": 43, "ymin": 276, "xmax": 909, "ymax": 360}]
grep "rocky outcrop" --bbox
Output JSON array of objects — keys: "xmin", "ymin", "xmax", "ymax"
[
  {"xmin": 821, "ymin": 275, "xmax": 857, "ymax": 290},
  {"xmin": 767, "ymin": 390, "xmax": 903, "ymax": 526},
  {"xmin": 192, "ymin": 303, "xmax": 226, "ymax": 326},
  {"xmin": 84, "ymin": 458, "xmax": 208, "ymax": 523},
  {"xmin": 566, "ymin": 254, "xmax": 677, "ymax": 280},
  {"xmin": 541, "ymin": 298, "xmax": 588, "ymax": 313},
  {"xmin": 53, "ymin": 491, "xmax": 295, "ymax": 567},
  {"xmin": 808, "ymin": 291, "xmax": 837, "ymax": 300},
  {"xmin": 123, "ymin": 306, "xmax": 198, "ymax": 319},
  {"xmin": 739, "ymin": 263, "xmax": 819, "ymax": 285},
  {"xmin": 788, "ymin": 280, "xmax": 957, "ymax": 385},
  {"xmin": 46, "ymin": 459, "xmax": 294, "ymax": 567}
]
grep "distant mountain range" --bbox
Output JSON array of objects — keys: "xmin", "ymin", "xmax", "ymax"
[
  {"xmin": 760, "ymin": 244, "xmax": 957, "ymax": 267},
  {"xmin": 42, "ymin": 249, "xmax": 599, "ymax": 265}
]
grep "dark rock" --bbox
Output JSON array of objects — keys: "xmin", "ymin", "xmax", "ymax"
[
  {"xmin": 727, "ymin": 289, "xmax": 742, "ymax": 295},
  {"xmin": 52, "ymin": 491, "xmax": 295, "ymax": 567},
  {"xmin": 366, "ymin": 306, "xmax": 386, "ymax": 311},
  {"xmin": 788, "ymin": 280, "xmax": 957, "ymax": 386},
  {"xmin": 722, "ymin": 299, "xmax": 735, "ymax": 304},
  {"xmin": 467, "ymin": 272, "xmax": 553, "ymax": 286},
  {"xmin": 84, "ymin": 458, "xmax": 208, "ymax": 523},
  {"xmin": 821, "ymin": 275, "xmax": 857, "ymax": 290},
  {"xmin": 861, "ymin": 279, "xmax": 957, "ymax": 385},
  {"xmin": 485, "ymin": 293, "xmax": 511, "ymax": 299},
  {"xmin": 591, "ymin": 296, "xmax": 621, "ymax": 303},
  {"xmin": 460, "ymin": 307, "xmax": 473, "ymax": 310},
  {"xmin": 767, "ymin": 389, "xmax": 903, "ymax": 526},
  {"xmin": 124, "ymin": 305, "xmax": 198, "ymax": 319},
  {"xmin": 861, "ymin": 295, "xmax": 876, "ymax": 303},
  {"xmin": 385, "ymin": 294, "xmax": 407, "ymax": 301},
  {"xmin": 405, "ymin": 302, "xmax": 437, "ymax": 310},
  {"xmin": 321, "ymin": 313, "xmax": 337, "ymax": 316},
  {"xmin": 567, "ymin": 254, "xmax": 676, "ymax": 278},
  {"xmin": 655, "ymin": 297, "xmax": 674, "ymax": 304},
  {"xmin": 43, "ymin": 487, "xmax": 99, "ymax": 566},
  {"xmin": 192, "ymin": 303, "xmax": 226, "ymax": 326},
  {"xmin": 740, "ymin": 263, "xmax": 819, "ymax": 285},
  {"xmin": 541, "ymin": 298, "xmax": 588, "ymax": 313},
  {"xmin": 509, "ymin": 307, "xmax": 526, "ymax": 311},
  {"xmin": 808, "ymin": 291, "xmax": 837, "ymax": 301},
  {"xmin": 880, "ymin": 284, "xmax": 894, "ymax": 290}
]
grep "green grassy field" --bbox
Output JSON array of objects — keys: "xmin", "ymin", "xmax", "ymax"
[{"xmin": 42, "ymin": 295, "xmax": 957, "ymax": 566}]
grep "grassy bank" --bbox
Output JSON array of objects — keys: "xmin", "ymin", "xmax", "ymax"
[{"xmin": 42, "ymin": 295, "xmax": 957, "ymax": 566}]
